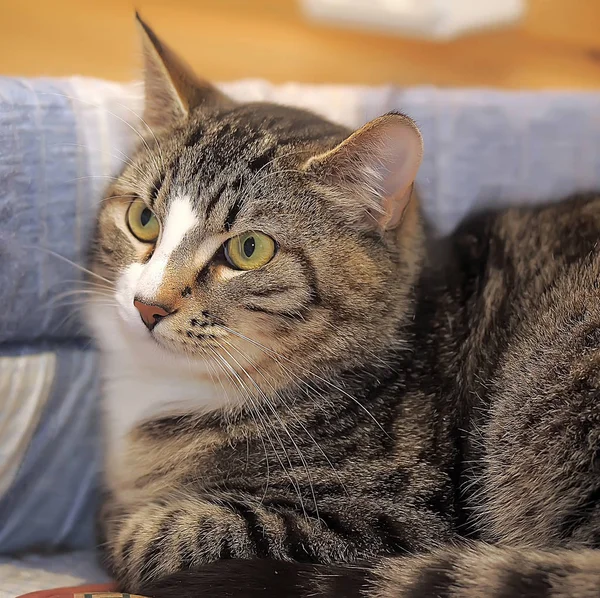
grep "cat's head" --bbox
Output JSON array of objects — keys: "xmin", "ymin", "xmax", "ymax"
[{"xmin": 88, "ymin": 14, "xmax": 424, "ymax": 388}]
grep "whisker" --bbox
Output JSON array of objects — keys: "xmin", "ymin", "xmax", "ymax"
[
  {"xmin": 222, "ymin": 338, "xmax": 349, "ymax": 498},
  {"xmin": 128, "ymin": 109, "xmax": 166, "ymax": 171},
  {"xmin": 217, "ymin": 341, "xmax": 318, "ymax": 519},
  {"xmin": 22, "ymin": 245, "xmax": 113, "ymax": 285},
  {"xmin": 47, "ymin": 289, "xmax": 114, "ymax": 308},
  {"xmin": 68, "ymin": 175, "xmax": 121, "ymax": 182},
  {"xmin": 47, "ymin": 299, "xmax": 118, "ymax": 310},
  {"xmin": 219, "ymin": 325, "xmax": 390, "ymax": 437},
  {"xmin": 211, "ymin": 349, "xmax": 308, "ymax": 520},
  {"xmin": 50, "ymin": 143, "xmax": 146, "ymax": 179},
  {"xmin": 37, "ymin": 91, "xmax": 165, "ymax": 174},
  {"xmin": 102, "ymin": 193, "xmax": 138, "ymax": 200},
  {"xmin": 206, "ymin": 346, "xmax": 271, "ymax": 501},
  {"xmin": 60, "ymin": 279, "xmax": 115, "ymax": 292}
]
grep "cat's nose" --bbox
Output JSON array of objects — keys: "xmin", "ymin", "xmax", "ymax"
[{"xmin": 133, "ymin": 299, "xmax": 173, "ymax": 331}]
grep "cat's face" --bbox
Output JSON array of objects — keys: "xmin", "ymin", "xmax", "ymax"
[{"xmin": 88, "ymin": 16, "xmax": 424, "ymax": 389}]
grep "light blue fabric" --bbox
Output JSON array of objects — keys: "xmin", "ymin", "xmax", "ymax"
[
  {"xmin": 0, "ymin": 77, "xmax": 104, "ymax": 555},
  {"xmin": 382, "ymin": 88, "xmax": 600, "ymax": 232},
  {"xmin": 0, "ymin": 78, "xmax": 92, "ymax": 345},
  {"xmin": 0, "ymin": 551, "xmax": 109, "ymax": 597},
  {"xmin": 3, "ymin": 76, "xmax": 600, "ymax": 561},
  {"xmin": 0, "ymin": 351, "xmax": 100, "ymax": 553}
]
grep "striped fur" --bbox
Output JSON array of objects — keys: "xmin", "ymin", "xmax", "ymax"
[{"xmin": 90, "ymin": 16, "xmax": 600, "ymax": 598}]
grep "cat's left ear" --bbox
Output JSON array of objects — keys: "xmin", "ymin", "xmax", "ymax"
[
  {"xmin": 136, "ymin": 12, "xmax": 235, "ymax": 129},
  {"xmin": 305, "ymin": 113, "xmax": 423, "ymax": 231}
]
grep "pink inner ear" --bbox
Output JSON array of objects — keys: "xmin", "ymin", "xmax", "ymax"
[
  {"xmin": 363, "ymin": 120, "xmax": 423, "ymax": 230},
  {"xmin": 380, "ymin": 184, "xmax": 414, "ymax": 230}
]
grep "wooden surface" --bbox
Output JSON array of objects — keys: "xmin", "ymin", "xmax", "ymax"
[{"xmin": 0, "ymin": 0, "xmax": 599, "ymax": 88}]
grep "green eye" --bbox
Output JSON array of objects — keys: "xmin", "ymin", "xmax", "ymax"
[
  {"xmin": 225, "ymin": 232, "xmax": 276, "ymax": 270},
  {"xmin": 127, "ymin": 198, "xmax": 159, "ymax": 243}
]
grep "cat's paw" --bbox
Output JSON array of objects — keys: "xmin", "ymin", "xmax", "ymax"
[{"xmin": 109, "ymin": 497, "xmax": 253, "ymax": 590}]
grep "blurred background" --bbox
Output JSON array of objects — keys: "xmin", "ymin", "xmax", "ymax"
[{"xmin": 0, "ymin": 0, "xmax": 598, "ymax": 89}]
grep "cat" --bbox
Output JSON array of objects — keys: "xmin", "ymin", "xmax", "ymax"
[{"xmin": 89, "ymin": 13, "xmax": 600, "ymax": 598}]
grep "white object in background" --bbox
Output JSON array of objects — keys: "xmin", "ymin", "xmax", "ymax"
[{"xmin": 300, "ymin": 0, "xmax": 526, "ymax": 40}]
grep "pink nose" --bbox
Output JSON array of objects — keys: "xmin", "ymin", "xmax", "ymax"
[{"xmin": 133, "ymin": 299, "xmax": 172, "ymax": 330}]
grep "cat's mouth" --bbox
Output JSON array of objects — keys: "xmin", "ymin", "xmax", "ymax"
[{"xmin": 136, "ymin": 313, "xmax": 228, "ymax": 358}]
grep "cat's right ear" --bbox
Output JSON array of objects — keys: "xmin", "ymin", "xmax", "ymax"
[
  {"xmin": 136, "ymin": 12, "xmax": 234, "ymax": 129},
  {"xmin": 305, "ymin": 113, "xmax": 423, "ymax": 231}
]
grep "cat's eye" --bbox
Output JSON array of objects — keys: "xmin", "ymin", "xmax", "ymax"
[
  {"xmin": 127, "ymin": 198, "xmax": 160, "ymax": 243},
  {"xmin": 224, "ymin": 232, "xmax": 276, "ymax": 271}
]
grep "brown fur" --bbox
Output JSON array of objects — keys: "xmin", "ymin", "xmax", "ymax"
[{"xmin": 91, "ymin": 15, "xmax": 600, "ymax": 598}]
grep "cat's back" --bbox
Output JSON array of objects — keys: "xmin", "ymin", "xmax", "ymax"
[
  {"xmin": 453, "ymin": 191, "xmax": 600, "ymax": 402},
  {"xmin": 456, "ymin": 192, "xmax": 600, "ymax": 546},
  {"xmin": 483, "ymin": 192, "xmax": 600, "ymax": 336},
  {"xmin": 455, "ymin": 192, "xmax": 600, "ymax": 274},
  {"xmin": 447, "ymin": 191, "xmax": 600, "ymax": 336}
]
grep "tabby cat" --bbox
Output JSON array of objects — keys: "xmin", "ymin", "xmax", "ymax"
[{"xmin": 89, "ymin": 14, "xmax": 600, "ymax": 598}]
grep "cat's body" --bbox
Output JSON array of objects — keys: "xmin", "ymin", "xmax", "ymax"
[{"xmin": 91, "ymin": 15, "xmax": 600, "ymax": 597}]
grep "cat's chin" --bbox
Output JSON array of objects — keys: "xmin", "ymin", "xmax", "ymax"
[{"xmin": 127, "ymin": 322, "xmax": 212, "ymax": 365}]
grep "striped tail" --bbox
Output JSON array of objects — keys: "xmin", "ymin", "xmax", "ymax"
[{"xmin": 138, "ymin": 544, "xmax": 600, "ymax": 598}]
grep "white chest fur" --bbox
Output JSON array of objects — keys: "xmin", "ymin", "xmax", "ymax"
[
  {"xmin": 89, "ymin": 301, "xmax": 231, "ymax": 471},
  {"xmin": 101, "ymin": 352, "xmax": 226, "ymax": 464}
]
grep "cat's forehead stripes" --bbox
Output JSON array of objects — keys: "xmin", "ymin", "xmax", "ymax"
[
  {"xmin": 136, "ymin": 195, "xmax": 198, "ymax": 298},
  {"xmin": 146, "ymin": 104, "xmax": 349, "ymax": 217}
]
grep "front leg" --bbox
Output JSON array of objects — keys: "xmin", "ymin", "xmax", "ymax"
[
  {"xmin": 107, "ymin": 496, "xmax": 250, "ymax": 590},
  {"xmin": 105, "ymin": 469, "xmax": 454, "ymax": 594},
  {"xmin": 106, "ymin": 493, "xmax": 356, "ymax": 591}
]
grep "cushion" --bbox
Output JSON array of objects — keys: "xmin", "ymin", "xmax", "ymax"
[
  {"xmin": 2, "ymin": 76, "xmax": 600, "ymax": 560},
  {"xmin": 0, "ymin": 552, "xmax": 108, "ymax": 598}
]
